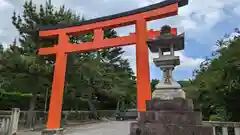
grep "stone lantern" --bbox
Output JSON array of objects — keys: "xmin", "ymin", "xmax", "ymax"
[
  {"xmin": 147, "ymin": 25, "xmax": 185, "ymax": 99},
  {"xmin": 129, "ymin": 25, "xmax": 214, "ymax": 135}
]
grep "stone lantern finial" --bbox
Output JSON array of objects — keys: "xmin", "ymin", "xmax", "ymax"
[{"xmin": 160, "ymin": 25, "xmax": 171, "ymax": 35}]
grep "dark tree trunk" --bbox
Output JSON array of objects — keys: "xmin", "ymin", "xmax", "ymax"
[
  {"xmin": 26, "ymin": 92, "xmax": 37, "ymax": 129},
  {"xmin": 87, "ymin": 99, "xmax": 99, "ymax": 120},
  {"xmin": 74, "ymin": 99, "xmax": 79, "ymax": 111},
  {"xmin": 87, "ymin": 90, "xmax": 99, "ymax": 120}
]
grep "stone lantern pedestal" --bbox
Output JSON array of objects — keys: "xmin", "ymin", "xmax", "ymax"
[{"xmin": 129, "ymin": 25, "xmax": 213, "ymax": 135}]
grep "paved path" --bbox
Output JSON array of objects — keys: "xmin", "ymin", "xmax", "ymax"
[
  {"xmin": 67, "ymin": 120, "xmax": 132, "ymax": 135},
  {"xmin": 17, "ymin": 131, "xmax": 40, "ymax": 135},
  {"xmin": 18, "ymin": 120, "xmax": 133, "ymax": 135}
]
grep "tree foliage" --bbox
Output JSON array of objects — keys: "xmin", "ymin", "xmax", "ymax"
[
  {"xmin": 188, "ymin": 29, "xmax": 240, "ymax": 121},
  {"xmin": 0, "ymin": 0, "xmax": 136, "ymax": 119}
]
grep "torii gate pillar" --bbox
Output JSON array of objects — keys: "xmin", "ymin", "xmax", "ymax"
[{"xmin": 135, "ymin": 19, "xmax": 151, "ymax": 111}]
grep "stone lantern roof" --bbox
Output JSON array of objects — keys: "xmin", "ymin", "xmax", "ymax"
[{"xmin": 147, "ymin": 25, "xmax": 185, "ymax": 53}]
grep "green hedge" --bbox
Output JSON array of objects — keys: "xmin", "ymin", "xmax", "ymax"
[
  {"xmin": 0, "ymin": 91, "xmax": 34, "ymax": 110},
  {"xmin": 0, "ymin": 90, "xmax": 89, "ymax": 110},
  {"xmin": 0, "ymin": 90, "xmax": 118, "ymax": 110}
]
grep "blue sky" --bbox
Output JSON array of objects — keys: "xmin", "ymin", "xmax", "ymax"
[{"xmin": 0, "ymin": 0, "xmax": 240, "ymax": 81}]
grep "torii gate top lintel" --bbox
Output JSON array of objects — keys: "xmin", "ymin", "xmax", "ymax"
[{"xmin": 39, "ymin": 0, "xmax": 188, "ymax": 37}]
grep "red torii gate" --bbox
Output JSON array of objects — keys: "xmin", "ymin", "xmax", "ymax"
[{"xmin": 38, "ymin": 0, "xmax": 188, "ymax": 129}]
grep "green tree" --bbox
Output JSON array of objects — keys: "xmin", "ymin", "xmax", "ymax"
[
  {"xmin": 151, "ymin": 79, "xmax": 159, "ymax": 92},
  {"xmin": 0, "ymin": 0, "xmax": 137, "ymax": 126},
  {"xmin": 7, "ymin": 0, "xmax": 136, "ymax": 121},
  {"xmin": 0, "ymin": 44, "xmax": 3, "ymax": 53},
  {"xmin": 7, "ymin": 0, "xmax": 88, "ymax": 127},
  {"xmin": 191, "ymin": 29, "xmax": 240, "ymax": 121}
]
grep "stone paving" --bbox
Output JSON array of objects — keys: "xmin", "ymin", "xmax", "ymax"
[
  {"xmin": 67, "ymin": 120, "xmax": 132, "ymax": 135},
  {"xmin": 17, "ymin": 120, "xmax": 132, "ymax": 135},
  {"xmin": 18, "ymin": 131, "xmax": 41, "ymax": 135}
]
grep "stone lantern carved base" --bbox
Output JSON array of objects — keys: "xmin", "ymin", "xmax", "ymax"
[
  {"xmin": 129, "ymin": 98, "xmax": 213, "ymax": 135},
  {"xmin": 152, "ymin": 89, "xmax": 186, "ymax": 100},
  {"xmin": 152, "ymin": 78, "xmax": 186, "ymax": 100}
]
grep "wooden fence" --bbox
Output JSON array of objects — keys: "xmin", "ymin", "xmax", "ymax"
[
  {"xmin": 0, "ymin": 108, "xmax": 20, "ymax": 135},
  {"xmin": 5, "ymin": 110, "xmax": 116, "ymax": 130},
  {"xmin": 203, "ymin": 121, "xmax": 240, "ymax": 135}
]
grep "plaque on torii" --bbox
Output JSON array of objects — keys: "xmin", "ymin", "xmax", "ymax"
[{"xmin": 38, "ymin": 0, "xmax": 188, "ymax": 130}]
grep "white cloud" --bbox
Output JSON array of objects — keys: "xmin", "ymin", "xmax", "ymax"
[
  {"xmin": 177, "ymin": 0, "xmax": 228, "ymax": 34},
  {"xmin": 0, "ymin": 0, "xmax": 13, "ymax": 10},
  {"xmin": 234, "ymin": 5, "xmax": 240, "ymax": 16},
  {"xmin": 179, "ymin": 19, "xmax": 197, "ymax": 31},
  {"xmin": 148, "ymin": 50, "xmax": 203, "ymax": 69},
  {"xmin": 175, "ymin": 51, "xmax": 204, "ymax": 69},
  {"xmin": 122, "ymin": 46, "xmax": 137, "ymax": 73},
  {"xmin": 137, "ymin": 0, "xmax": 239, "ymax": 42}
]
